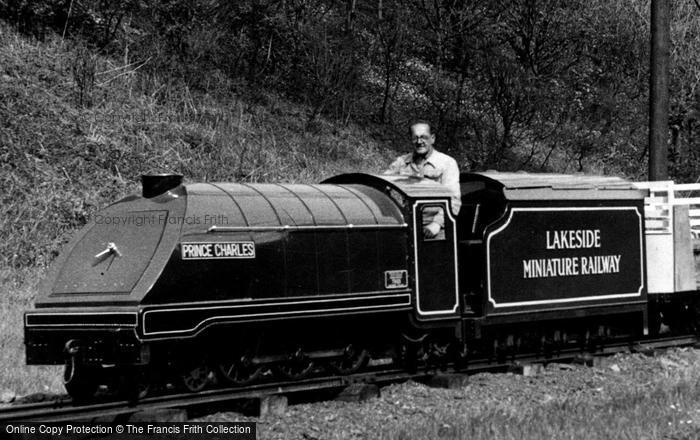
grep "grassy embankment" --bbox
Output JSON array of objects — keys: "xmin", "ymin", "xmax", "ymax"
[
  {"xmin": 0, "ymin": 21, "xmax": 393, "ymax": 396},
  {"xmin": 380, "ymin": 377, "xmax": 700, "ymax": 439}
]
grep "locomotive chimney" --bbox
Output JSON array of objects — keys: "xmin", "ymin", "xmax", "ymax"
[{"xmin": 141, "ymin": 174, "xmax": 183, "ymax": 198}]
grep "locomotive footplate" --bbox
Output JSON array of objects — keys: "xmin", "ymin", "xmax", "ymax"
[{"xmin": 25, "ymin": 327, "xmax": 144, "ymax": 365}]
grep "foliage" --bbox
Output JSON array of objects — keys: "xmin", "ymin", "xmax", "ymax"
[{"xmin": 3, "ymin": 0, "xmax": 699, "ymax": 176}]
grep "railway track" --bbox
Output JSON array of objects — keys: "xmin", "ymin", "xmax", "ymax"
[{"xmin": 1, "ymin": 334, "xmax": 696, "ymax": 423}]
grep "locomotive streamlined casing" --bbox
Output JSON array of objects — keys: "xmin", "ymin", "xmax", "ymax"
[
  {"xmin": 138, "ymin": 180, "xmax": 416, "ymax": 339},
  {"xmin": 25, "ymin": 173, "xmax": 463, "ymax": 366},
  {"xmin": 458, "ymin": 172, "xmax": 649, "ymax": 329}
]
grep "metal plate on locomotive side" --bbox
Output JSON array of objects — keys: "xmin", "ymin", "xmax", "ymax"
[
  {"xmin": 486, "ymin": 207, "xmax": 644, "ymax": 308},
  {"xmin": 180, "ymin": 241, "xmax": 256, "ymax": 259},
  {"xmin": 384, "ymin": 270, "xmax": 408, "ymax": 289}
]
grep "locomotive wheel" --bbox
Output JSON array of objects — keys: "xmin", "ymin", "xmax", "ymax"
[
  {"xmin": 277, "ymin": 348, "xmax": 314, "ymax": 380},
  {"xmin": 329, "ymin": 344, "xmax": 369, "ymax": 375},
  {"xmin": 179, "ymin": 363, "xmax": 211, "ymax": 393},
  {"xmin": 63, "ymin": 357, "xmax": 99, "ymax": 401},
  {"xmin": 218, "ymin": 357, "xmax": 263, "ymax": 386},
  {"xmin": 427, "ymin": 341, "xmax": 451, "ymax": 371}
]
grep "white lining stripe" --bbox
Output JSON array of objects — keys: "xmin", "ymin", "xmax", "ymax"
[
  {"xmin": 142, "ymin": 293, "xmax": 411, "ymax": 336},
  {"xmin": 412, "ymin": 200, "xmax": 460, "ymax": 317},
  {"xmin": 25, "ymin": 311, "xmax": 138, "ymax": 327},
  {"xmin": 208, "ymin": 224, "xmax": 407, "ymax": 233},
  {"xmin": 138, "ymin": 289, "xmax": 411, "ymax": 309}
]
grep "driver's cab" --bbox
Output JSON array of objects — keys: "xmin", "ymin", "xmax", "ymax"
[{"xmin": 456, "ymin": 176, "xmax": 507, "ymax": 315}]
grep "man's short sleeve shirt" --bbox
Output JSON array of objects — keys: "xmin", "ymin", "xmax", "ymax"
[{"xmin": 385, "ymin": 150, "xmax": 461, "ymax": 216}]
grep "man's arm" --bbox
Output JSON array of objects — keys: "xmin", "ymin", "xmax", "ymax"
[
  {"xmin": 422, "ymin": 206, "xmax": 444, "ymax": 239},
  {"xmin": 421, "ymin": 154, "xmax": 459, "ymax": 238},
  {"xmin": 383, "ymin": 156, "xmax": 405, "ymax": 175},
  {"xmin": 442, "ymin": 157, "xmax": 461, "ymax": 215}
]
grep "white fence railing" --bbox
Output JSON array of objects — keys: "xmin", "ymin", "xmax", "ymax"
[{"xmin": 633, "ymin": 181, "xmax": 700, "ymax": 238}]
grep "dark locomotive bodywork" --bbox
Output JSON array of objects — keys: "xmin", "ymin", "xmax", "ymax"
[
  {"xmin": 25, "ymin": 171, "xmax": 660, "ymax": 397},
  {"xmin": 25, "ymin": 174, "xmax": 460, "ymax": 369}
]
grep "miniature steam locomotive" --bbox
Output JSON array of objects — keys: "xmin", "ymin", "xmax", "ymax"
[{"xmin": 23, "ymin": 172, "xmax": 699, "ymax": 399}]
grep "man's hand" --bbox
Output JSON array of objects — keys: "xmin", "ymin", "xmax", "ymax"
[{"xmin": 423, "ymin": 222, "xmax": 441, "ymax": 239}]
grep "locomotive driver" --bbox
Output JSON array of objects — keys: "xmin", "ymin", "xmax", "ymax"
[{"xmin": 384, "ymin": 120, "xmax": 461, "ymax": 238}]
